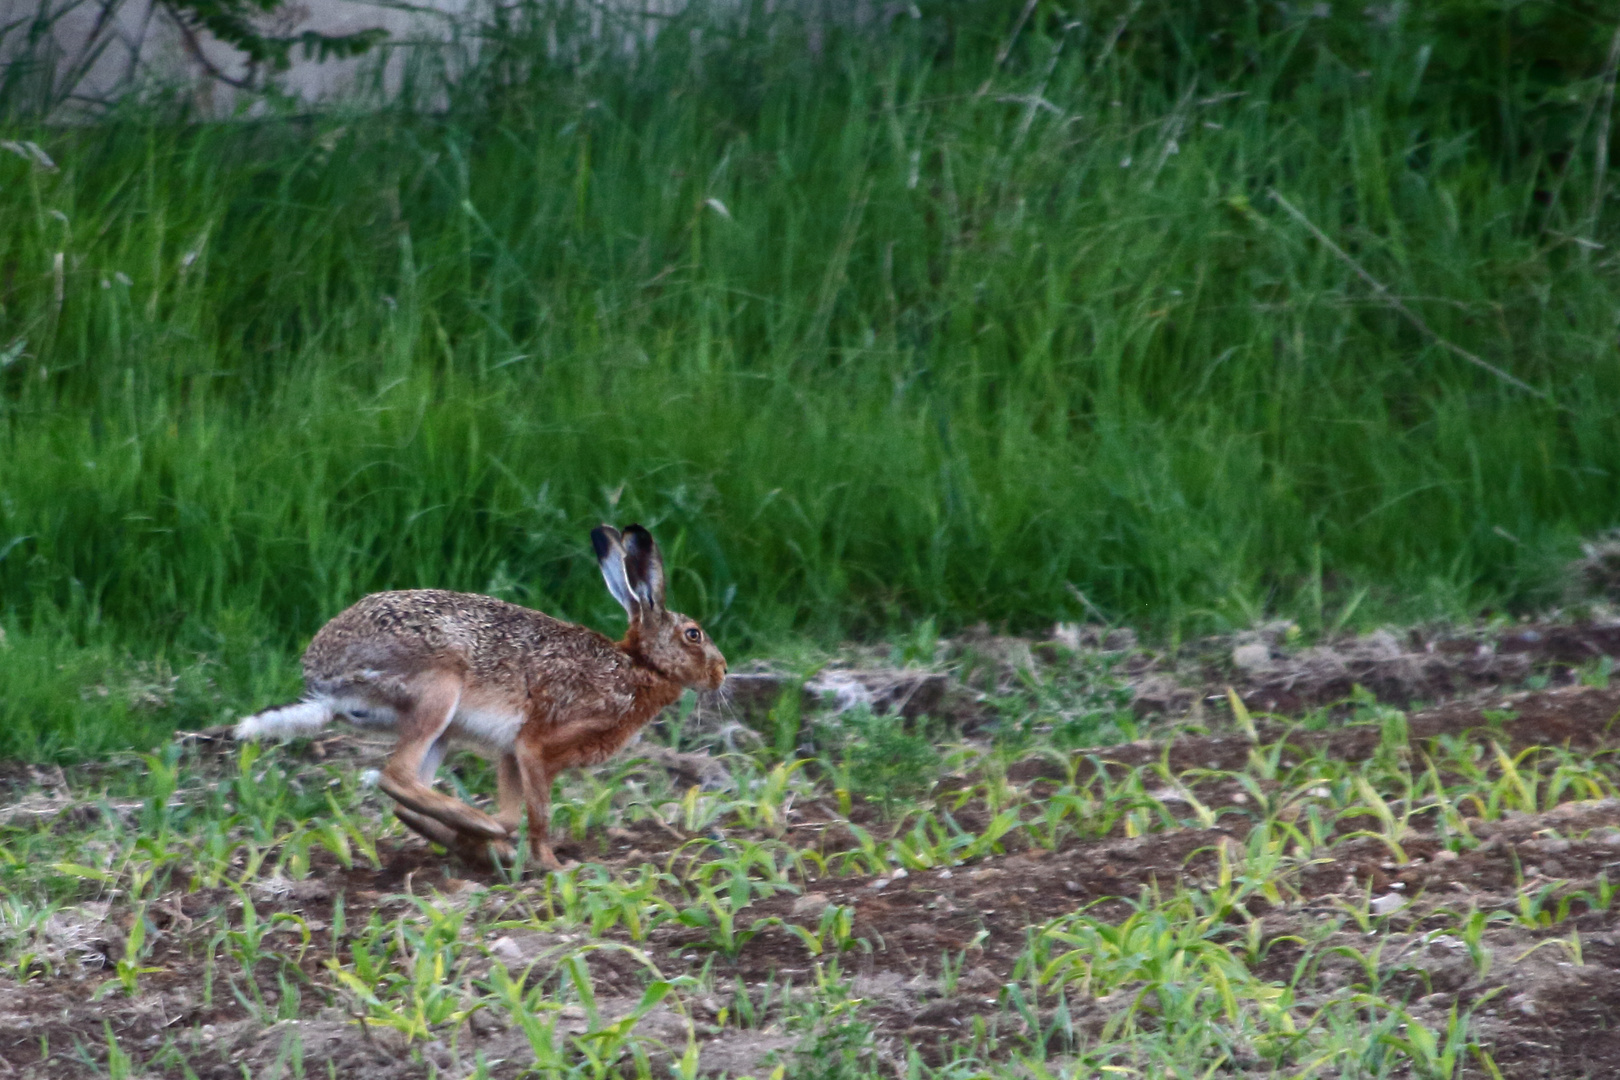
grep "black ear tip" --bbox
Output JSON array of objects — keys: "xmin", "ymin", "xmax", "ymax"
[
  {"xmin": 590, "ymin": 525, "xmax": 618, "ymax": 559},
  {"xmin": 623, "ymin": 523, "xmax": 654, "ymax": 548}
]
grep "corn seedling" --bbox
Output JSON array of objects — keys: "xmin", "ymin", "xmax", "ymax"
[{"xmin": 96, "ymin": 905, "xmax": 161, "ymax": 999}]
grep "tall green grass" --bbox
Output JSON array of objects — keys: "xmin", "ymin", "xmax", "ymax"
[{"xmin": 2, "ymin": 0, "xmax": 1619, "ymax": 756}]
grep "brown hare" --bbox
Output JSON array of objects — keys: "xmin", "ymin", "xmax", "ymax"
[{"xmin": 234, "ymin": 524, "xmax": 727, "ymax": 868}]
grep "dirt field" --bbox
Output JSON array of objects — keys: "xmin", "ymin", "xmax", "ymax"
[{"xmin": 5, "ymin": 621, "xmax": 1620, "ymax": 1078}]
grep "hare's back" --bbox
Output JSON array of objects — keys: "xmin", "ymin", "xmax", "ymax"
[{"xmin": 303, "ymin": 589, "xmax": 612, "ymax": 689}]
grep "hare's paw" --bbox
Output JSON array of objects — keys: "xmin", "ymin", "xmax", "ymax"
[{"xmin": 533, "ymin": 841, "xmax": 573, "ymax": 873}]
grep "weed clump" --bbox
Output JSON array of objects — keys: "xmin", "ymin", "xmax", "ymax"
[
  {"xmin": 815, "ymin": 706, "xmax": 942, "ymax": 817},
  {"xmin": 1567, "ymin": 531, "xmax": 1620, "ymax": 603}
]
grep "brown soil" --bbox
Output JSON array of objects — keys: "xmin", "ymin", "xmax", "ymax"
[{"xmin": 7, "ymin": 623, "xmax": 1620, "ymax": 1078}]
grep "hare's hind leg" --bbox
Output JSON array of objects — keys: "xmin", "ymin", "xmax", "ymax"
[
  {"xmin": 377, "ymin": 673, "xmax": 509, "ymax": 842},
  {"xmin": 415, "ymin": 754, "xmax": 532, "ymax": 869},
  {"xmin": 394, "ymin": 805, "xmax": 516, "ymax": 865},
  {"xmin": 397, "ymin": 753, "xmax": 525, "ymax": 868}
]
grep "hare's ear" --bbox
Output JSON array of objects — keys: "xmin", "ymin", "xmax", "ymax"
[
  {"xmin": 591, "ymin": 525, "xmax": 638, "ymax": 616},
  {"xmin": 620, "ymin": 524, "xmax": 666, "ymax": 610}
]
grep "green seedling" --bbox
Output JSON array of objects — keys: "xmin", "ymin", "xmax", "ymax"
[
  {"xmin": 485, "ymin": 942, "xmax": 694, "ymax": 1079},
  {"xmin": 675, "ymin": 882, "xmax": 776, "ymax": 958},
  {"xmin": 1227, "ymin": 819, "xmax": 1326, "ymax": 908},
  {"xmin": 542, "ymin": 863, "xmax": 678, "ymax": 940},
  {"xmin": 102, "ymin": 1022, "xmax": 134, "ymax": 1080},
  {"xmin": 485, "ymin": 961, "xmax": 569, "ymax": 1072},
  {"xmin": 328, "ymin": 900, "xmax": 476, "ymax": 1040},
  {"xmin": 1456, "ymin": 908, "xmax": 1504, "ymax": 976},
  {"xmin": 1417, "ymin": 759, "xmax": 1476, "ymax": 851},
  {"xmin": 1544, "ymin": 750, "xmax": 1618, "ymax": 805},
  {"xmin": 97, "ymin": 905, "xmax": 161, "ymax": 999},
  {"xmin": 325, "ymin": 792, "xmax": 382, "ymax": 869},
  {"xmin": 830, "ymin": 822, "xmax": 888, "ymax": 876},
  {"xmin": 1375, "ymin": 1003, "xmax": 1476, "ymax": 1080},
  {"xmin": 209, "ymin": 887, "xmax": 312, "ymax": 1017},
  {"xmin": 684, "ymin": 837, "xmax": 798, "ymax": 899},
  {"xmin": 563, "ymin": 952, "xmax": 682, "ymax": 1079},
  {"xmin": 1491, "ymin": 742, "xmax": 1541, "ymax": 815},
  {"xmin": 1024, "ymin": 787, "xmax": 1083, "ymax": 851},
  {"xmin": 729, "ymin": 759, "xmax": 809, "ymax": 837},
  {"xmin": 1150, "ymin": 758, "xmax": 1217, "ymax": 828},
  {"xmin": 725, "ymin": 972, "xmax": 793, "ymax": 1031},
  {"xmin": 1031, "ymin": 890, "xmax": 1266, "ymax": 1037},
  {"xmin": 553, "ymin": 764, "xmax": 638, "ymax": 843},
  {"xmin": 1227, "ymin": 688, "xmax": 1259, "ymax": 744},
  {"xmin": 1336, "ymin": 774, "xmax": 1413, "ymax": 863},
  {"xmin": 1372, "ymin": 704, "xmax": 1411, "ymax": 767},
  {"xmin": 0, "ymin": 896, "xmax": 58, "ymax": 980},
  {"xmin": 784, "ymin": 902, "xmax": 864, "ymax": 958},
  {"xmin": 1510, "ymin": 878, "xmax": 1584, "ymax": 930},
  {"xmin": 937, "ymin": 947, "xmax": 969, "ymax": 995},
  {"xmin": 1579, "ymin": 656, "xmax": 1614, "ymax": 689},
  {"xmin": 1572, "ymin": 872, "xmax": 1617, "ymax": 913},
  {"xmin": 960, "ymin": 807, "xmax": 1023, "ymax": 862},
  {"xmin": 667, "ymin": 784, "xmax": 732, "ymax": 835},
  {"xmin": 137, "ymin": 747, "xmax": 183, "ymax": 839},
  {"xmin": 766, "ymin": 682, "xmax": 804, "ymax": 762},
  {"xmin": 890, "ymin": 808, "xmax": 976, "ymax": 869},
  {"xmin": 1514, "ymin": 931, "xmax": 1583, "ymax": 967}
]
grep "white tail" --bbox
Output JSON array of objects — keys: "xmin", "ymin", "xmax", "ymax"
[{"xmin": 234, "ymin": 700, "xmax": 333, "ymax": 741}]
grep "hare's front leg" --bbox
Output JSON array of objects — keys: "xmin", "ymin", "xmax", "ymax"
[
  {"xmin": 377, "ymin": 673, "xmax": 510, "ymax": 842},
  {"xmin": 494, "ymin": 753, "xmax": 527, "ymax": 833},
  {"xmin": 511, "ymin": 736, "xmax": 566, "ymax": 871}
]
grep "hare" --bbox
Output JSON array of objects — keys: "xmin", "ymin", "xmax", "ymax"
[{"xmin": 234, "ymin": 524, "xmax": 727, "ymax": 869}]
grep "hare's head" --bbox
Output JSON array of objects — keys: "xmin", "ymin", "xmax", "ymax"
[{"xmin": 592, "ymin": 524, "xmax": 727, "ymax": 691}]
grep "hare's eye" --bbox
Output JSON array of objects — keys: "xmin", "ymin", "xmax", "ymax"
[{"xmin": 684, "ymin": 627, "xmax": 702, "ymax": 643}]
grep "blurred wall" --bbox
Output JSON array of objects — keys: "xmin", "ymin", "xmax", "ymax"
[{"xmin": 0, "ymin": 0, "xmax": 482, "ymax": 113}]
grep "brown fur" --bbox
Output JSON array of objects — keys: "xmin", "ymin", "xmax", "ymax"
[{"xmin": 240, "ymin": 526, "xmax": 726, "ymax": 869}]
